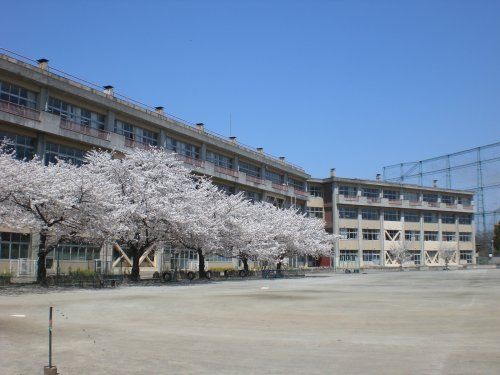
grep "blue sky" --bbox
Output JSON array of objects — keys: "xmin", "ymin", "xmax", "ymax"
[{"xmin": 3, "ymin": 0, "xmax": 499, "ymax": 178}]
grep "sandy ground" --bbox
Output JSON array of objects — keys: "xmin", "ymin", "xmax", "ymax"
[{"xmin": 1, "ymin": 269, "xmax": 500, "ymax": 375}]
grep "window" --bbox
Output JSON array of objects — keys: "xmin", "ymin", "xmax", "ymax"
[
  {"xmin": 266, "ymin": 196, "xmax": 284, "ymax": 208},
  {"xmin": 458, "ymin": 196, "xmax": 472, "ymax": 205},
  {"xmin": 165, "ymin": 137, "xmax": 200, "ymax": 159},
  {"xmin": 441, "ymin": 214, "xmax": 455, "ymax": 224},
  {"xmin": 362, "ymin": 229, "xmax": 380, "ymax": 240},
  {"xmin": 307, "ymin": 207, "xmax": 324, "ymax": 219},
  {"xmin": 114, "ymin": 120, "xmax": 158, "ymax": 146},
  {"xmin": 265, "ymin": 169, "xmax": 284, "ymax": 185},
  {"xmin": 423, "ymin": 212, "xmax": 438, "ymax": 223},
  {"xmin": 0, "ymin": 131, "xmax": 35, "ymax": 160},
  {"xmin": 384, "ymin": 210, "xmax": 400, "ymax": 221},
  {"xmin": 44, "ymin": 142, "xmax": 85, "ymax": 166},
  {"xmin": 405, "ymin": 230, "xmax": 420, "ymax": 241},
  {"xmin": 404, "ymin": 211, "xmax": 420, "ymax": 222},
  {"xmin": 424, "ymin": 231, "xmax": 438, "ymax": 241},
  {"xmin": 403, "ymin": 191, "xmax": 419, "ymax": 202},
  {"xmin": 361, "ymin": 187, "xmax": 379, "ymax": 198},
  {"xmin": 385, "ymin": 230, "xmax": 401, "ymax": 241},
  {"xmin": 423, "ymin": 193, "xmax": 438, "ymax": 203},
  {"xmin": 459, "ymin": 232, "xmax": 472, "ymax": 242},
  {"xmin": 339, "ymin": 250, "xmax": 358, "ymax": 262},
  {"xmin": 361, "ymin": 208, "xmax": 379, "ymax": 220},
  {"xmin": 383, "ymin": 190, "xmax": 399, "ymax": 200},
  {"xmin": 215, "ymin": 183, "xmax": 235, "ymax": 195},
  {"xmin": 48, "ymin": 97, "xmax": 105, "ymax": 129},
  {"xmin": 206, "ymin": 254, "xmax": 232, "ymax": 262},
  {"xmin": 242, "ymin": 190, "xmax": 262, "ymax": 203},
  {"xmin": 339, "ymin": 185, "xmax": 357, "ymax": 197},
  {"xmin": 460, "ymin": 251, "xmax": 473, "ymax": 263},
  {"xmin": 410, "ymin": 251, "xmax": 421, "ymax": 265},
  {"xmin": 114, "ymin": 120, "xmax": 135, "ymax": 139},
  {"xmin": 338, "ymin": 206, "xmax": 357, "ymax": 219},
  {"xmin": 140, "ymin": 129, "xmax": 158, "ymax": 146},
  {"xmin": 0, "ymin": 80, "xmax": 37, "ymax": 109},
  {"xmin": 309, "ymin": 185, "xmax": 323, "ymax": 197},
  {"xmin": 289, "ymin": 178, "xmax": 304, "ymax": 190},
  {"xmin": 441, "ymin": 195, "xmax": 455, "ymax": 204},
  {"xmin": 442, "ymin": 232, "xmax": 456, "ymax": 241},
  {"xmin": 0, "ymin": 232, "xmax": 30, "ymax": 259},
  {"xmin": 239, "ymin": 160, "xmax": 261, "ymax": 178},
  {"xmin": 363, "ymin": 250, "xmax": 380, "ymax": 263},
  {"xmin": 458, "ymin": 215, "xmax": 472, "ymax": 225},
  {"xmin": 340, "ymin": 228, "xmax": 358, "ymax": 240},
  {"xmin": 207, "ymin": 151, "xmax": 233, "ymax": 169}
]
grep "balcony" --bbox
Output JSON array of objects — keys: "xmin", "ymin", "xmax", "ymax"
[
  {"xmin": 426, "ymin": 201, "xmax": 440, "ymax": 208},
  {"xmin": 246, "ymin": 175, "xmax": 264, "ymax": 185},
  {"xmin": 462, "ymin": 204, "xmax": 474, "ymax": 211},
  {"xmin": 124, "ymin": 138, "xmax": 154, "ymax": 150},
  {"xmin": 60, "ymin": 118, "xmax": 110, "ymax": 141},
  {"xmin": 366, "ymin": 197, "xmax": 381, "ymax": 203},
  {"xmin": 408, "ymin": 200, "xmax": 421, "ymax": 207},
  {"xmin": 214, "ymin": 165, "xmax": 238, "ymax": 178},
  {"xmin": 174, "ymin": 154, "xmax": 204, "ymax": 168},
  {"xmin": 0, "ymin": 99, "xmax": 40, "ymax": 121}
]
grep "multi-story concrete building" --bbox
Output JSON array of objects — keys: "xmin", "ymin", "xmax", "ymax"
[{"xmin": 0, "ymin": 52, "xmax": 476, "ymax": 277}]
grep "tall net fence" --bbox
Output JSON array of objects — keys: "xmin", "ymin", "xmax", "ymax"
[{"xmin": 382, "ymin": 142, "xmax": 500, "ymax": 255}]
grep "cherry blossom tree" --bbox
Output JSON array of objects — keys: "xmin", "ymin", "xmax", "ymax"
[
  {"xmin": 0, "ymin": 145, "xmax": 115, "ymax": 284},
  {"xmin": 84, "ymin": 148, "xmax": 199, "ymax": 282},
  {"xmin": 438, "ymin": 243, "xmax": 457, "ymax": 270},
  {"xmin": 389, "ymin": 240, "xmax": 414, "ymax": 270}
]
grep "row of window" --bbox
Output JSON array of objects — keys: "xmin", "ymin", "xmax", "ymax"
[
  {"xmin": 340, "ymin": 228, "xmax": 473, "ymax": 242},
  {"xmin": 338, "ymin": 185, "xmax": 471, "ymax": 205},
  {"xmin": 0, "ymin": 80, "xmax": 37, "ymax": 109},
  {"xmin": 338, "ymin": 206, "xmax": 473, "ymax": 224},
  {"xmin": 53, "ymin": 243, "xmax": 101, "ymax": 261},
  {"xmin": 48, "ymin": 97, "xmax": 105, "ymax": 130},
  {"xmin": 339, "ymin": 250, "xmax": 473, "ymax": 264}
]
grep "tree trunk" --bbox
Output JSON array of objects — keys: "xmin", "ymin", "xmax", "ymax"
[
  {"xmin": 276, "ymin": 261, "xmax": 282, "ymax": 270},
  {"xmin": 198, "ymin": 249, "xmax": 206, "ymax": 278},
  {"xmin": 37, "ymin": 233, "xmax": 48, "ymax": 285},
  {"xmin": 130, "ymin": 245, "xmax": 140, "ymax": 282},
  {"xmin": 242, "ymin": 257, "xmax": 249, "ymax": 272}
]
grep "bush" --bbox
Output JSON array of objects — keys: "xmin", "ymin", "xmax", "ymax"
[
  {"xmin": 208, "ymin": 265, "xmax": 236, "ymax": 272},
  {"xmin": 69, "ymin": 268, "xmax": 96, "ymax": 277}
]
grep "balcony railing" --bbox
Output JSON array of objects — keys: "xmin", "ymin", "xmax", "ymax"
[
  {"xmin": 60, "ymin": 118, "xmax": 110, "ymax": 141},
  {"xmin": 272, "ymin": 183, "xmax": 288, "ymax": 192},
  {"xmin": 388, "ymin": 199, "xmax": 402, "ymax": 205},
  {"xmin": 366, "ymin": 197, "xmax": 381, "ymax": 203},
  {"xmin": 0, "ymin": 99, "xmax": 40, "ymax": 121},
  {"xmin": 463, "ymin": 204, "xmax": 474, "ymax": 210},
  {"xmin": 426, "ymin": 201, "xmax": 440, "ymax": 207},
  {"xmin": 174, "ymin": 154, "xmax": 204, "ymax": 168},
  {"xmin": 214, "ymin": 165, "xmax": 238, "ymax": 178},
  {"xmin": 341, "ymin": 195, "xmax": 359, "ymax": 201},
  {"xmin": 246, "ymin": 175, "xmax": 264, "ymax": 185},
  {"xmin": 124, "ymin": 138, "xmax": 155, "ymax": 150},
  {"xmin": 445, "ymin": 203, "xmax": 457, "ymax": 209},
  {"xmin": 409, "ymin": 200, "xmax": 421, "ymax": 206},
  {"xmin": 293, "ymin": 188, "xmax": 309, "ymax": 197}
]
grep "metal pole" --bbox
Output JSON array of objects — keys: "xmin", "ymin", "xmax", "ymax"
[{"xmin": 48, "ymin": 306, "xmax": 53, "ymax": 368}]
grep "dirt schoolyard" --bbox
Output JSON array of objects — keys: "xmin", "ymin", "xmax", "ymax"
[{"xmin": 1, "ymin": 269, "xmax": 500, "ymax": 374}]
